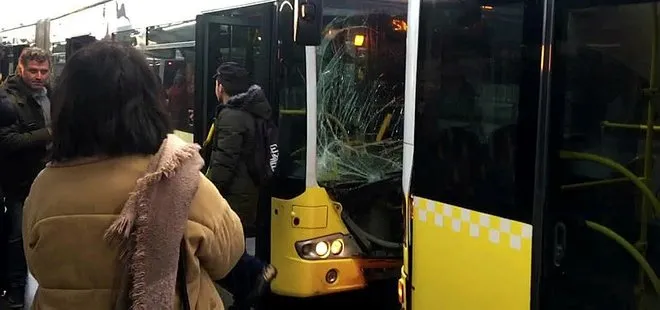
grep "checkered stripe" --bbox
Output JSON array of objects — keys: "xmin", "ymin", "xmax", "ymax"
[{"xmin": 414, "ymin": 197, "xmax": 533, "ymax": 250}]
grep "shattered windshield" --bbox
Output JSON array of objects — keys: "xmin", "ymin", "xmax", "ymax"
[{"xmin": 316, "ymin": 13, "xmax": 406, "ymax": 186}]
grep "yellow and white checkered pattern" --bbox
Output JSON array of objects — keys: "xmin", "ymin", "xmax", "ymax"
[
  {"xmin": 411, "ymin": 196, "xmax": 533, "ymax": 310},
  {"xmin": 415, "ymin": 198, "xmax": 533, "ymax": 250}
]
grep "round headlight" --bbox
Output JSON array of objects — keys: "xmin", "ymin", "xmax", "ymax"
[
  {"xmin": 330, "ymin": 239, "xmax": 344, "ymax": 255},
  {"xmin": 315, "ymin": 241, "xmax": 329, "ymax": 256}
]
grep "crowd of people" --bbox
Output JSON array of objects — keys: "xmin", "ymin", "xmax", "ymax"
[{"xmin": 0, "ymin": 41, "xmax": 276, "ymax": 309}]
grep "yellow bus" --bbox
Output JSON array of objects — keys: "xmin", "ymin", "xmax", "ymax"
[{"xmin": 399, "ymin": 0, "xmax": 660, "ymax": 309}]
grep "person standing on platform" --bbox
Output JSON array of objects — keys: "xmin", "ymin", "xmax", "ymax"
[
  {"xmin": 0, "ymin": 47, "xmax": 52, "ymax": 309},
  {"xmin": 207, "ymin": 62, "xmax": 277, "ymax": 310}
]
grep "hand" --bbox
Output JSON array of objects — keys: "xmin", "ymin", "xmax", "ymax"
[{"xmin": 47, "ymin": 127, "xmax": 52, "ymax": 135}]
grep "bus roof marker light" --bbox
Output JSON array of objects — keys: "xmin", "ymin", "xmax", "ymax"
[{"xmin": 354, "ymin": 34, "xmax": 365, "ymax": 47}]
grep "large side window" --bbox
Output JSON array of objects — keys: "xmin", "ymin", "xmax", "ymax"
[{"xmin": 411, "ymin": 0, "xmax": 533, "ymax": 223}]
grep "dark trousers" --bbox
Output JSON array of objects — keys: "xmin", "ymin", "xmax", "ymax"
[
  {"xmin": 5, "ymin": 198, "xmax": 26, "ymax": 290},
  {"xmin": 219, "ymin": 249, "xmax": 265, "ymax": 309}
]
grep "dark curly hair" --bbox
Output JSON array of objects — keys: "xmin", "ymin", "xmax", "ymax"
[
  {"xmin": 51, "ymin": 40, "xmax": 172, "ymax": 161},
  {"xmin": 19, "ymin": 47, "xmax": 50, "ymax": 67}
]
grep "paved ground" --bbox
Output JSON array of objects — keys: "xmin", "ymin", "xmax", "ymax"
[{"xmin": 2, "ymin": 239, "xmax": 400, "ymax": 310}]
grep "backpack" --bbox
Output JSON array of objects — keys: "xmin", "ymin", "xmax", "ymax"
[
  {"xmin": 201, "ymin": 112, "xmax": 279, "ymax": 185},
  {"xmin": 248, "ymin": 116, "xmax": 279, "ymax": 185}
]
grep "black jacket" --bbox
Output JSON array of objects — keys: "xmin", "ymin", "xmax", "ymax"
[
  {"xmin": 207, "ymin": 85, "xmax": 271, "ymax": 237},
  {"xmin": 0, "ymin": 88, "xmax": 17, "ymax": 127},
  {"xmin": 0, "ymin": 75, "xmax": 52, "ymax": 199}
]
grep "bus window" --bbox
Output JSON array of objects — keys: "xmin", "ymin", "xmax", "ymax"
[
  {"xmin": 274, "ymin": 3, "xmax": 307, "ymax": 199},
  {"xmin": 143, "ymin": 47, "xmax": 195, "ymax": 140},
  {"xmin": 543, "ymin": 1, "xmax": 660, "ymax": 308},
  {"xmin": 50, "ymin": 42, "xmax": 66, "ymax": 83},
  {"xmin": 411, "ymin": 1, "xmax": 530, "ymax": 224},
  {"xmin": 317, "ymin": 0, "xmax": 408, "ymax": 248},
  {"xmin": 144, "ymin": 21, "xmax": 197, "ymax": 142}
]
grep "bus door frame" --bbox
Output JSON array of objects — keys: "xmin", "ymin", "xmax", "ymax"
[
  {"xmin": 530, "ymin": 0, "xmax": 559, "ymax": 308},
  {"xmin": 193, "ymin": 1, "xmax": 278, "ymax": 261},
  {"xmin": 193, "ymin": 2, "xmax": 278, "ymax": 145},
  {"xmin": 401, "ymin": 0, "xmax": 421, "ymax": 309}
]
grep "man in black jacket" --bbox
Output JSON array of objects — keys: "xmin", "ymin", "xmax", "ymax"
[
  {"xmin": 0, "ymin": 47, "xmax": 52, "ymax": 308},
  {"xmin": 207, "ymin": 62, "xmax": 276, "ymax": 310}
]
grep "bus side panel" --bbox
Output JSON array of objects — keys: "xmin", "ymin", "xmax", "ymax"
[{"xmin": 412, "ymin": 196, "xmax": 533, "ymax": 310}]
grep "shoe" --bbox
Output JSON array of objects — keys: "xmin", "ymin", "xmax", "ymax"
[
  {"xmin": 246, "ymin": 264, "xmax": 277, "ymax": 306},
  {"xmin": 4, "ymin": 286, "xmax": 24, "ymax": 309}
]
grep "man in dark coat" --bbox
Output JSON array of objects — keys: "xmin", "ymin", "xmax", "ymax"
[
  {"xmin": 206, "ymin": 62, "xmax": 276, "ymax": 310},
  {"xmin": 0, "ymin": 47, "xmax": 52, "ymax": 308}
]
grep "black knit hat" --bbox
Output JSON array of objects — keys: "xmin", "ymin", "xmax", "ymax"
[{"xmin": 213, "ymin": 62, "xmax": 250, "ymax": 96}]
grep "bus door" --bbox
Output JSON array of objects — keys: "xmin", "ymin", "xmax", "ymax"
[
  {"xmin": 402, "ymin": 0, "xmax": 544, "ymax": 309},
  {"xmin": 537, "ymin": 0, "xmax": 660, "ymax": 309},
  {"xmin": 193, "ymin": 2, "xmax": 277, "ymax": 259},
  {"xmin": 193, "ymin": 2, "xmax": 276, "ymax": 145}
]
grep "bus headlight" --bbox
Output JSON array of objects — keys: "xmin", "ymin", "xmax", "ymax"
[
  {"xmin": 295, "ymin": 233, "xmax": 361, "ymax": 260},
  {"xmin": 315, "ymin": 241, "xmax": 329, "ymax": 256},
  {"xmin": 330, "ymin": 239, "xmax": 344, "ymax": 255}
]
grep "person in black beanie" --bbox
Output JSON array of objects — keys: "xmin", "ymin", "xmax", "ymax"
[{"xmin": 206, "ymin": 62, "xmax": 277, "ymax": 310}]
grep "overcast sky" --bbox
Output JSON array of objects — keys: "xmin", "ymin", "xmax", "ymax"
[{"xmin": 1, "ymin": 0, "xmax": 97, "ymax": 30}]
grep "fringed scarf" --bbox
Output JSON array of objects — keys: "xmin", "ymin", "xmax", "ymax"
[{"xmin": 104, "ymin": 134, "xmax": 203, "ymax": 310}]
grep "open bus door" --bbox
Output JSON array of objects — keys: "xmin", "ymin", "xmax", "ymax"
[
  {"xmin": 536, "ymin": 0, "xmax": 660, "ymax": 309},
  {"xmin": 193, "ymin": 0, "xmax": 276, "ymax": 261},
  {"xmin": 193, "ymin": 3, "xmax": 276, "ymax": 146},
  {"xmin": 400, "ymin": 0, "xmax": 544, "ymax": 309}
]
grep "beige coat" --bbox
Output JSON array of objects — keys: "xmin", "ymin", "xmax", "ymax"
[{"xmin": 23, "ymin": 154, "xmax": 244, "ymax": 309}]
